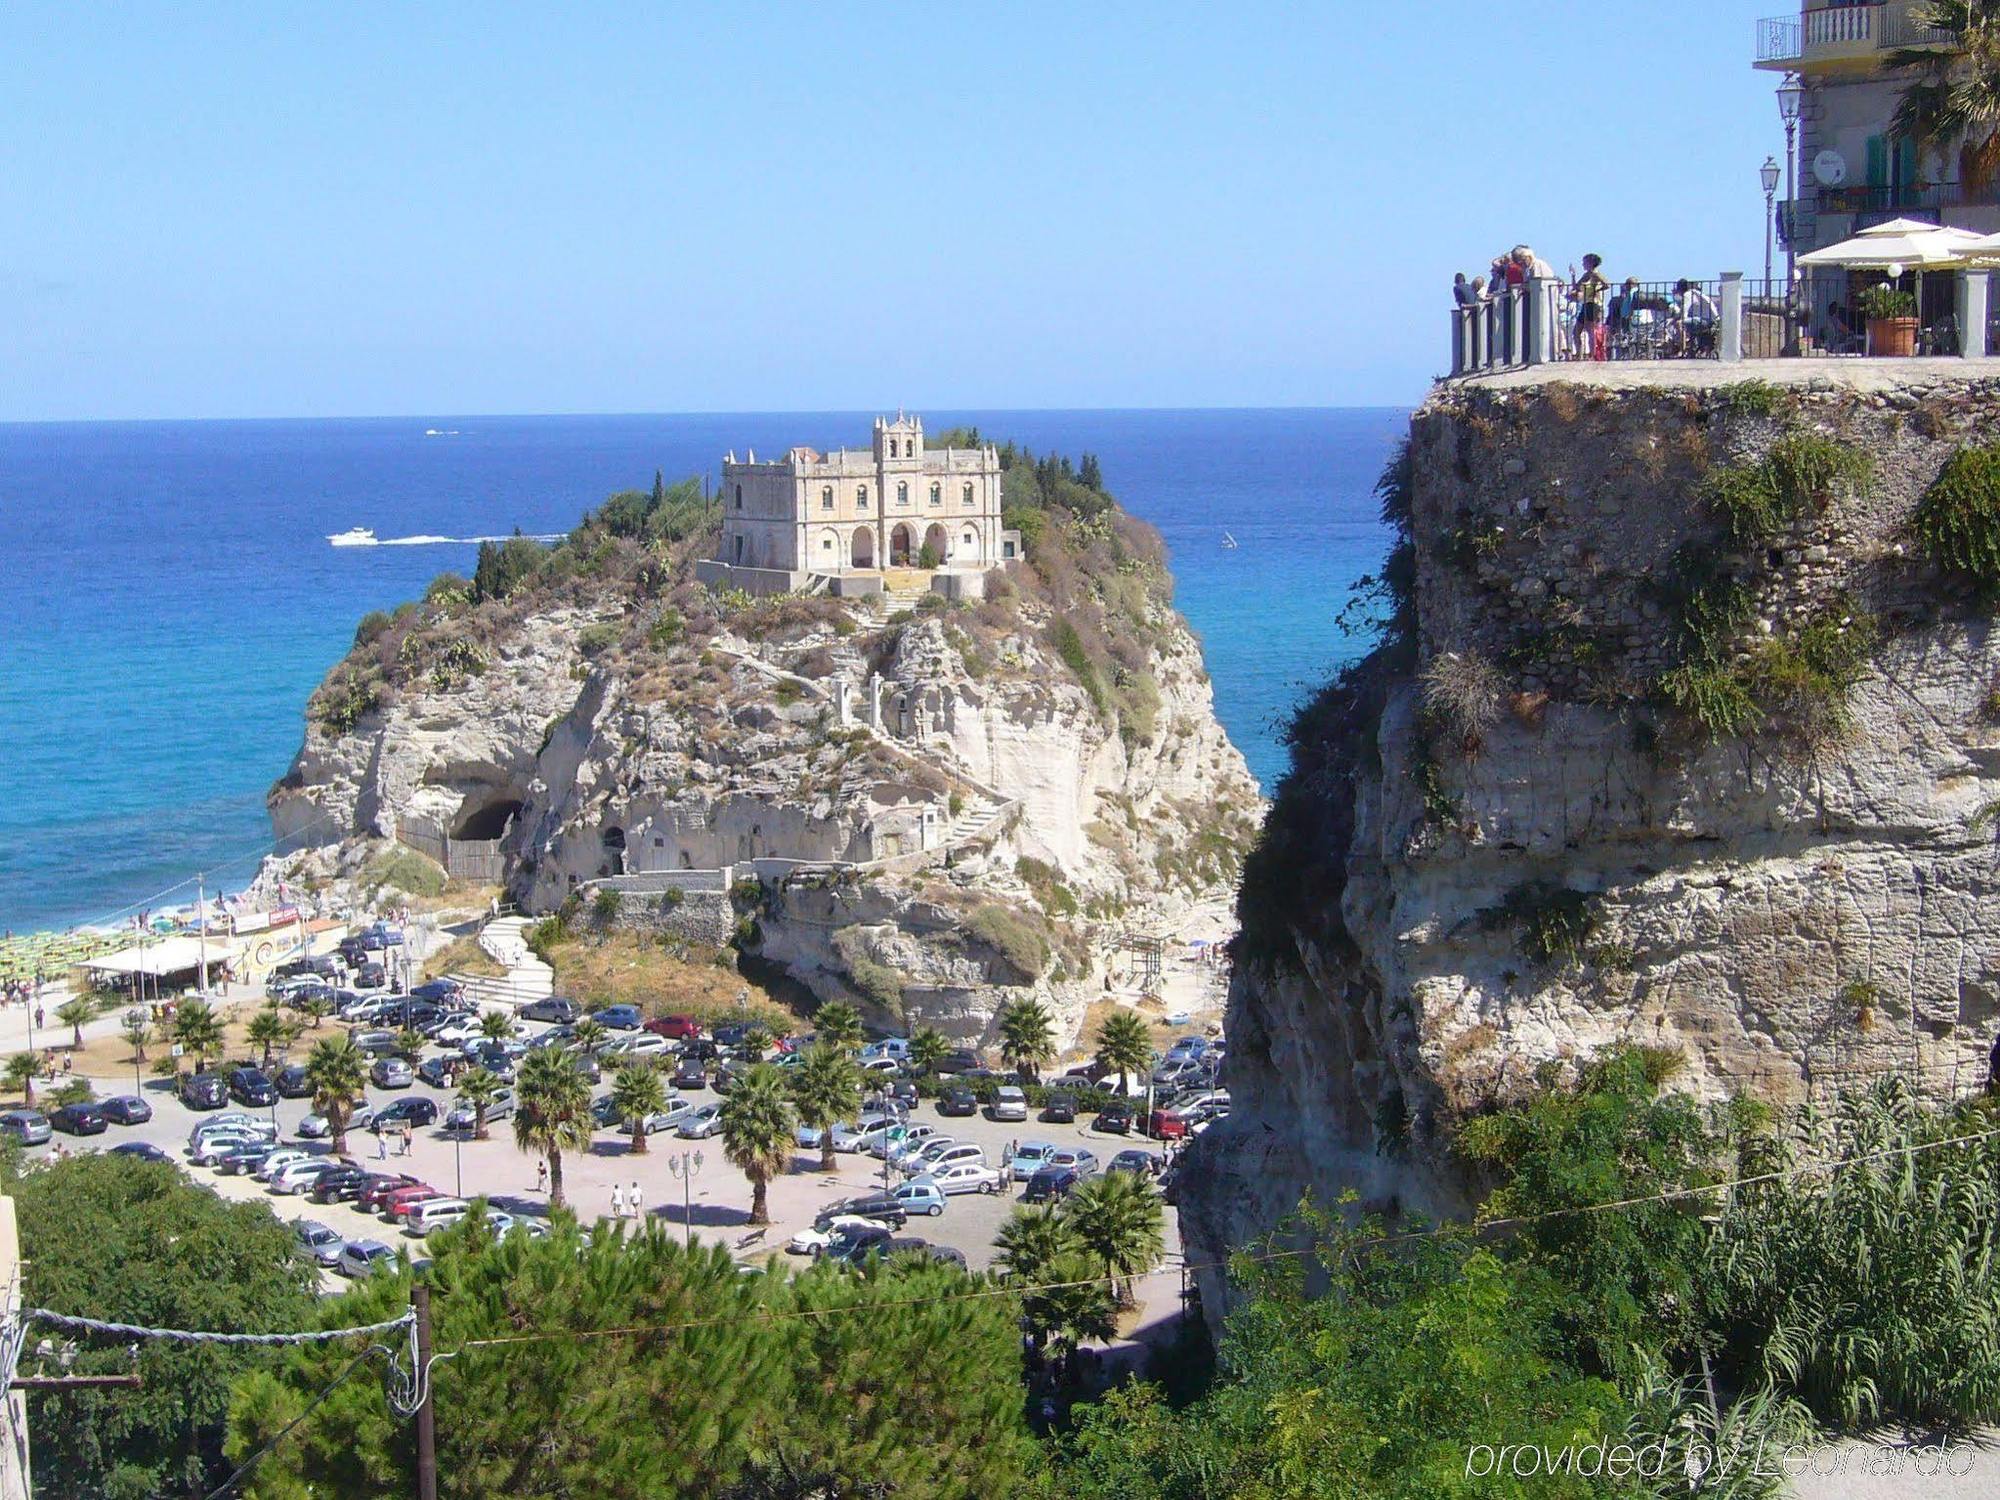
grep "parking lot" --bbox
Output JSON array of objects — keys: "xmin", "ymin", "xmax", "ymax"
[{"xmin": 29, "ymin": 1014, "xmax": 1189, "ymax": 1307}]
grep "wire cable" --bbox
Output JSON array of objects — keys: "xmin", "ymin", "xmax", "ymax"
[
  {"xmin": 197, "ymin": 1343, "xmax": 390, "ymax": 1500},
  {"xmin": 25, "ymin": 1308, "xmax": 414, "ymax": 1347}
]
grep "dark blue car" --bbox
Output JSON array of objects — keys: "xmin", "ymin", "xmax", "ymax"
[{"xmin": 595, "ymin": 1004, "xmax": 643, "ymax": 1031}]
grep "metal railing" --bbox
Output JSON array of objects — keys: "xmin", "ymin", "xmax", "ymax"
[
  {"xmin": 1756, "ymin": 14, "xmax": 1802, "ymax": 62},
  {"xmin": 1451, "ymin": 275, "xmax": 1761, "ymax": 375},
  {"xmin": 1756, "ymin": 3, "xmax": 1954, "ymax": 65}
]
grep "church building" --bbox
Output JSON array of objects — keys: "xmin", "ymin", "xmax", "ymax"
[{"xmin": 695, "ymin": 415, "xmax": 1019, "ymax": 596}]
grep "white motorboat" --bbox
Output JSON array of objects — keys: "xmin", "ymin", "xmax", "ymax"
[
  {"xmin": 327, "ymin": 527, "xmax": 377, "ymax": 547},
  {"xmin": 1221, "ymin": 531, "xmax": 1238, "ymax": 549}
]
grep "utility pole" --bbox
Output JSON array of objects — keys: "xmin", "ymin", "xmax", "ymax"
[
  {"xmin": 412, "ymin": 1282, "xmax": 437, "ymax": 1500},
  {"xmin": 196, "ymin": 874, "xmax": 210, "ymax": 1000}
]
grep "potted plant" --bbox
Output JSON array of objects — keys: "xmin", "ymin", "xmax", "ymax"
[{"xmin": 1856, "ymin": 282, "xmax": 1919, "ymax": 356}]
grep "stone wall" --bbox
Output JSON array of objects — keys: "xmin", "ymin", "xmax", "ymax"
[{"xmin": 594, "ymin": 886, "xmax": 736, "ymax": 948}]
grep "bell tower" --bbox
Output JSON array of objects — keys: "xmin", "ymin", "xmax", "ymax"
[{"xmin": 873, "ymin": 411, "xmax": 923, "ymax": 465}]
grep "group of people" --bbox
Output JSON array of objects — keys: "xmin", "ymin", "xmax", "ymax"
[{"xmin": 1453, "ymin": 249, "xmax": 1722, "ymax": 361}]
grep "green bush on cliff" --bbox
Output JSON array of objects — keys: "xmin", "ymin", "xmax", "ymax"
[
  {"xmin": 966, "ymin": 903, "xmax": 1052, "ymax": 981},
  {"xmin": 1480, "ymin": 881, "xmax": 1602, "ymax": 967},
  {"xmin": 1702, "ymin": 433, "xmax": 1872, "ymax": 545},
  {"xmin": 1911, "ymin": 441, "xmax": 2000, "ymax": 596}
]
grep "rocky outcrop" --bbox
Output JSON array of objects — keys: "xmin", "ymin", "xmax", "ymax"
[
  {"xmin": 265, "ymin": 495, "xmax": 1260, "ymax": 1050},
  {"xmin": 1185, "ymin": 364, "xmax": 2000, "ymax": 1308}
]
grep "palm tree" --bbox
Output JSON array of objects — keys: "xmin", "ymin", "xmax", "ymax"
[
  {"xmin": 395, "ymin": 1027, "xmax": 427, "ymax": 1060},
  {"xmin": 995, "ymin": 999, "xmax": 1056, "ymax": 1083},
  {"xmin": 1093, "ymin": 1011, "xmax": 1153, "ymax": 1097},
  {"xmin": 120, "ymin": 1009, "xmax": 152, "ymax": 1063},
  {"xmin": 1892, "ymin": 3, "xmax": 2000, "ymax": 198},
  {"xmin": 479, "ymin": 1010, "xmax": 514, "ymax": 1043},
  {"xmin": 719, "ymin": 1063, "xmax": 796, "ymax": 1225},
  {"xmin": 55, "ymin": 994, "xmax": 107, "ymax": 1050},
  {"xmin": 610, "ymin": 1062, "xmax": 668, "ymax": 1155},
  {"xmin": 456, "ymin": 1066, "xmax": 505, "ymax": 1141},
  {"xmin": 737, "ymin": 1025, "xmax": 771, "ymax": 1059},
  {"xmin": 172, "ymin": 999, "xmax": 225, "ymax": 1073},
  {"xmin": 994, "ymin": 1206, "xmax": 1115, "ymax": 1363},
  {"xmin": 304, "ymin": 1037, "xmax": 368, "ymax": 1156},
  {"xmin": 247, "ymin": 1006, "xmax": 294, "ymax": 1070},
  {"xmin": 813, "ymin": 1000, "xmax": 864, "ymax": 1054},
  {"xmin": 1062, "ymin": 1171, "xmax": 1165, "ymax": 1305},
  {"xmin": 298, "ymin": 993, "xmax": 334, "ymax": 1029},
  {"xmin": 908, "ymin": 1026, "xmax": 950, "ymax": 1077},
  {"xmin": 3, "ymin": 1053, "xmax": 37, "ymax": 1107},
  {"xmin": 570, "ymin": 1018, "xmax": 609, "ymax": 1057},
  {"xmin": 514, "ymin": 1048, "xmax": 594, "ymax": 1210},
  {"xmin": 790, "ymin": 1045, "xmax": 861, "ymax": 1173}
]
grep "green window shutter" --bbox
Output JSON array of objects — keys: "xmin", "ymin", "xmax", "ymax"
[
  {"xmin": 1866, "ymin": 134, "xmax": 1888, "ymax": 187},
  {"xmin": 1896, "ymin": 136, "xmax": 1918, "ymax": 187}
]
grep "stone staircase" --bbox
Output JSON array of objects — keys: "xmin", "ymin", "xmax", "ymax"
[
  {"xmin": 939, "ymin": 790, "xmax": 1007, "ymax": 847},
  {"xmin": 442, "ymin": 914, "xmax": 554, "ymax": 1009}
]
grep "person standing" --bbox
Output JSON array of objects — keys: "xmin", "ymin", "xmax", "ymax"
[
  {"xmin": 611, "ymin": 1182, "xmax": 625, "ymax": 1221},
  {"xmin": 629, "ymin": 1181, "xmax": 643, "ymax": 1222},
  {"xmin": 376, "ymin": 1131, "xmax": 388, "ymax": 1162},
  {"xmin": 1572, "ymin": 254, "xmax": 1610, "ymax": 360},
  {"xmin": 536, "ymin": 1157, "xmax": 550, "ymax": 1195}
]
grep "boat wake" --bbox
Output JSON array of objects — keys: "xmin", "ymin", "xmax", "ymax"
[{"xmin": 327, "ymin": 530, "xmax": 565, "ymax": 548}]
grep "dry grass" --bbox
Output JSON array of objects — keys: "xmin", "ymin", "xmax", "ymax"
[
  {"xmin": 422, "ymin": 935, "xmax": 507, "ymax": 981},
  {"xmin": 60, "ymin": 994, "xmax": 339, "ymax": 1081},
  {"xmin": 544, "ymin": 933, "xmax": 800, "ymax": 1031}
]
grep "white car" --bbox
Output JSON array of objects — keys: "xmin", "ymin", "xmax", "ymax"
[
  {"xmin": 677, "ymin": 1103, "xmax": 724, "ymax": 1139},
  {"xmin": 597, "ymin": 1032, "xmax": 673, "ymax": 1061},
  {"xmin": 987, "ymin": 1086, "xmax": 1029, "ymax": 1122},
  {"xmin": 853, "ymin": 1121, "xmax": 907, "ymax": 1156},
  {"xmin": 189, "ymin": 1132, "xmax": 265, "ymax": 1167},
  {"xmin": 254, "ymin": 1149, "xmax": 315, "ymax": 1183},
  {"xmin": 857, "ymin": 1056, "xmax": 900, "ymax": 1077},
  {"xmin": 406, "ymin": 1197, "xmax": 472, "ymax": 1237},
  {"xmin": 627, "ymin": 1096, "xmax": 696, "ymax": 1135},
  {"xmin": 430, "ymin": 1017, "xmax": 483, "ymax": 1047},
  {"xmin": 888, "ymin": 1127, "xmax": 945, "ymax": 1169},
  {"xmin": 298, "ymin": 1104, "xmax": 374, "ymax": 1139},
  {"xmin": 188, "ymin": 1114, "xmax": 276, "ymax": 1150},
  {"xmin": 444, "ymin": 1090, "xmax": 515, "ymax": 1132},
  {"xmin": 826, "ymin": 1112, "xmax": 897, "ymax": 1153},
  {"xmin": 789, "ymin": 1214, "xmax": 885, "ymax": 1256},
  {"xmin": 904, "ymin": 1140, "xmax": 980, "ymax": 1177},
  {"xmin": 923, "ymin": 1161, "xmax": 1004, "ymax": 1196}
]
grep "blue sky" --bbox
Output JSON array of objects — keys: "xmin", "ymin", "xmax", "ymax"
[{"xmin": 3, "ymin": 2, "xmax": 1786, "ymax": 419}]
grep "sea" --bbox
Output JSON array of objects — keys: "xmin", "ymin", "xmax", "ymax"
[{"xmin": 0, "ymin": 408, "xmax": 1404, "ymax": 932}]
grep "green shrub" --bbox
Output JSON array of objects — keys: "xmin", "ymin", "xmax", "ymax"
[
  {"xmin": 1014, "ymin": 856, "xmax": 1080, "ymax": 918},
  {"xmin": 1048, "ymin": 618, "xmax": 1109, "ymax": 716},
  {"xmin": 311, "ymin": 667, "xmax": 383, "ymax": 736},
  {"xmin": 353, "ymin": 610, "xmax": 393, "ymax": 649},
  {"xmin": 1702, "ymin": 433, "xmax": 1872, "ymax": 545},
  {"xmin": 965, "ymin": 904, "xmax": 1052, "ymax": 980},
  {"xmin": 362, "ymin": 846, "xmax": 447, "ymax": 899},
  {"xmin": 845, "ymin": 957, "xmax": 903, "ymax": 1013},
  {"xmin": 649, "ymin": 608, "xmax": 685, "ymax": 647},
  {"xmin": 917, "ymin": 542, "xmax": 941, "ymax": 569},
  {"xmin": 1717, "ymin": 378, "xmax": 1788, "ymax": 419},
  {"xmin": 472, "ymin": 533, "xmax": 548, "ymax": 602},
  {"xmin": 577, "ymin": 623, "xmax": 620, "ymax": 657},
  {"xmin": 591, "ymin": 888, "xmax": 623, "ymax": 924},
  {"xmin": 1658, "ymin": 660, "xmax": 1758, "ymax": 741},
  {"xmin": 1911, "ymin": 442, "xmax": 2000, "ymax": 596},
  {"xmin": 1855, "ymin": 282, "xmax": 1917, "ymax": 320},
  {"xmin": 1480, "ymin": 881, "xmax": 1602, "ymax": 967}
]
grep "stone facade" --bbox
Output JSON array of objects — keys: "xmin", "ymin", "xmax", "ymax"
[{"xmin": 698, "ymin": 415, "xmax": 1020, "ymax": 591}]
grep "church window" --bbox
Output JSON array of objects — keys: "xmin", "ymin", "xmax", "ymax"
[
  {"xmin": 889, "ymin": 438, "xmax": 899, "ymax": 457},
  {"xmin": 930, "ymin": 483, "xmax": 941, "ymax": 506},
  {"xmin": 735, "ymin": 485, "xmax": 743, "ymax": 510},
  {"xmin": 822, "ymin": 486, "xmax": 834, "ymax": 510},
  {"xmin": 897, "ymin": 482, "xmax": 908, "ymax": 506},
  {"xmin": 858, "ymin": 484, "xmax": 869, "ymax": 506},
  {"xmin": 962, "ymin": 483, "xmax": 974, "ymax": 506}
]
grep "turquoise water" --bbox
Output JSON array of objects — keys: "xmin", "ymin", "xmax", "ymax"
[{"xmin": 0, "ymin": 408, "xmax": 1403, "ymax": 930}]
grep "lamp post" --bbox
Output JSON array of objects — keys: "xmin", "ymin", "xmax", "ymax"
[
  {"xmin": 1779, "ymin": 76, "xmax": 1806, "ymax": 351},
  {"xmin": 125, "ymin": 1008, "xmax": 143, "ymax": 1096},
  {"xmin": 1761, "ymin": 155, "xmax": 1782, "ymax": 288},
  {"xmin": 669, "ymin": 1149, "xmax": 703, "ymax": 1251}
]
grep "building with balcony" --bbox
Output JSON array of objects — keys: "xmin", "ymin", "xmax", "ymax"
[{"xmin": 1754, "ymin": 3, "xmax": 1979, "ymax": 259}]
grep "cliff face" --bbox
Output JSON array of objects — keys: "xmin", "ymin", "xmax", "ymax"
[
  {"xmin": 267, "ymin": 479, "xmax": 1259, "ymax": 1049},
  {"xmin": 1184, "ymin": 364, "xmax": 2000, "ymax": 1297}
]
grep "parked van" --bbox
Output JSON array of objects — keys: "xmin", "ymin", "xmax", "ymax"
[{"xmin": 406, "ymin": 1197, "xmax": 472, "ymax": 1237}]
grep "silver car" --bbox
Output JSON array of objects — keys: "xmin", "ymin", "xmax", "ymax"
[
  {"xmin": 336, "ymin": 1239, "xmax": 397, "ymax": 1278},
  {"xmin": 370, "ymin": 1057, "xmax": 415, "ymax": 1090},
  {"xmin": 443, "ymin": 1090, "xmax": 515, "ymax": 1132},
  {"xmin": 0, "ymin": 1110, "xmax": 49, "ymax": 1146},
  {"xmin": 298, "ymin": 1103, "xmax": 374, "ymax": 1139},
  {"xmin": 292, "ymin": 1219, "xmax": 345, "ymax": 1266}
]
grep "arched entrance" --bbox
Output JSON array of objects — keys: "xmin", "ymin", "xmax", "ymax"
[
  {"xmin": 851, "ymin": 527, "xmax": 876, "ymax": 569},
  {"xmin": 889, "ymin": 524, "xmax": 914, "ymax": 566},
  {"xmin": 959, "ymin": 526, "xmax": 980, "ymax": 563},
  {"xmin": 601, "ymin": 826, "xmax": 627, "ymax": 877},
  {"xmin": 923, "ymin": 523, "xmax": 949, "ymax": 565}
]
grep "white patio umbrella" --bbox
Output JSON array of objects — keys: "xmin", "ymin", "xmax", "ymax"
[
  {"xmin": 1948, "ymin": 229, "xmax": 2000, "ymax": 267},
  {"xmin": 1798, "ymin": 218, "xmax": 1986, "ymax": 269}
]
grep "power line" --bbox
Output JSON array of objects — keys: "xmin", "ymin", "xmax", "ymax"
[
  {"xmin": 74, "ymin": 809, "xmax": 345, "ymax": 930},
  {"xmin": 197, "ymin": 1344, "xmax": 390, "ymax": 1500},
  {"xmin": 25, "ymin": 1308, "xmax": 413, "ymax": 1347}
]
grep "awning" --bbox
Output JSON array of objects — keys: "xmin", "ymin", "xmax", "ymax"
[
  {"xmin": 80, "ymin": 935, "xmax": 238, "ymax": 978},
  {"xmin": 1798, "ymin": 219, "xmax": 1986, "ymax": 269}
]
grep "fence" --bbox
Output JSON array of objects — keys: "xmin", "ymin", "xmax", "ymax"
[
  {"xmin": 396, "ymin": 815, "xmax": 508, "ymax": 885},
  {"xmin": 1452, "ymin": 267, "xmax": 2000, "ymax": 376}
]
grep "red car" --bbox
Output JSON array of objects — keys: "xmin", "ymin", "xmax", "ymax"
[
  {"xmin": 357, "ymin": 1173, "xmax": 420, "ymax": 1213},
  {"xmin": 382, "ymin": 1183, "xmax": 442, "ymax": 1221},
  {"xmin": 644, "ymin": 1014, "xmax": 703, "ymax": 1041},
  {"xmin": 1146, "ymin": 1108, "xmax": 1188, "ymax": 1141}
]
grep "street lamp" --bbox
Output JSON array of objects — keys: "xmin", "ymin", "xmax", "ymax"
[
  {"xmin": 1761, "ymin": 155, "xmax": 1782, "ymax": 287},
  {"xmin": 668, "ymin": 1150, "xmax": 703, "ymax": 1251},
  {"xmin": 1778, "ymin": 76, "xmax": 1806, "ymax": 350}
]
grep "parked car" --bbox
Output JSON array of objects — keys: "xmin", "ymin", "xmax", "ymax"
[
  {"xmin": 921, "ymin": 1161, "xmax": 1004, "ymax": 1196},
  {"xmin": 357, "ymin": 1173, "xmax": 422, "ymax": 1213},
  {"xmin": 937, "ymin": 1087, "xmax": 978, "ymax": 1118},
  {"xmin": 361, "ymin": 922, "xmax": 404, "ymax": 950},
  {"xmin": 519, "ymin": 996, "xmax": 580, "ymax": 1025},
  {"xmin": 216, "ymin": 1143, "xmax": 282, "ymax": 1176},
  {"xmin": 823, "ymin": 1223, "xmax": 896, "ymax": 1266},
  {"xmin": 228, "ymin": 1068, "xmax": 278, "ymax": 1107},
  {"xmin": 405, "ymin": 1197, "xmax": 472, "ymax": 1237},
  {"xmin": 382, "ymin": 1183, "xmax": 444, "ymax": 1222},
  {"xmin": 1039, "ymin": 1091, "xmax": 1077, "ymax": 1124},
  {"xmin": 1165, "ymin": 1035, "xmax": 1212, "ymax": 1062},
  {"xmin": 98, "ymin": 1094, "xmax": 153, "ymax": 1125},
  {"xmin": 935, "ymin": 1049, "xmax": 980, "ymax": 1076},
  {"xmin": 49, "ymin": 1103, "xmax": 107, "ymax": 1136},
  {"xmin": 444, "ymin": 1090, "xmax": 515, "ymax": 1132},
  {"xmin": 789, "ymin": 1214, "xmax": 886, "ymax": 1256},
  {"xmin": 987, "ymin": 1085, "xmax": 1029, "ymax": 1122},
  {"xmin": 858, "ymin": 1056, "xmax": 900, "ymax": 1078},
  {"xmin": 898, "ymin": 1241, "xmax": 969, "ymax": 1269},
  {"xmin": 188, "ymin": 1112, "xmax": 276, "ymax": 1147},
  {"xmin": 644, "ymin": 1014, "xmax": 702, "ymax": 1041},
  {"xmin": 1151, "ymin": 1057, "xmax": 1206, "ymax": 1089},
  {"xmin": 1107, "ymin": 1148, "xmax": 1164, "ymax": 1177},
  {"xmin": 820, "ymin": 1194, "xmax": 909, "ymax": 1230},
  {"xmin": 109, "ymin": 1141, "xmax": 170, "ymax": 1162},
  {"xmin": 292, "ymin": 1219, "xmax": 345, "ymax": 1267},
  {"xmin": 709, "ymin": 1022, "xmax": 757, "ymax": 1048},
  {"xmin": 407, "ymin": 978, "xmax": 464, "ymax": 1004},
  {"xmin": 252, "ymin": 1148, "xmax": 315, "ymax": 1183},
  {"xmin": 429, "ymin": 1016, "xmax": 483, "ymax": 1047},
  {"xmin": 373, "ymin": 1098, "xmax": 439, "ymax": 1132},
  {"xmin": 1147, "ymin": 1107, "xmax": 1189, "ymax": 1141},
  {"xmin": 308, "ymin": 1164, "xmax": 374, "ymax": 1203},
  {"xmin": 671, "ymin": 1058, "xmax": 708, "ymax": 1091},
  {"xmin": 887, "ymin": 1124, "xmax": 943, "ymax": 1167},
  {"xmin": 677, "ymin": 1102, "xmax": 725, "ymax": 1139},
  {"xmin": 593, "ymin": 1004, "xmax": 643, "ymax": 1031},
  {"xmin": 852, "ymin": 1120, "xmax": 907, "ymax": 1156},
  {"xmin": 1008, "ymin": 1141, "xmax": 1060, "ymax": 1177},
  {"xmin": 596, "ymin": 1032, "xmax": 672, "ymax": 1061},
  {"xmin": 336, "ymin": 1239, "xmax": 398, "ymax": 1278},
  {"xmin": 888, "ymin": 1180, "xmax": 948, "ymax": 1218},
  {"xmin": 349, "ymin": 963, "xmax": 390, "ymax": 991},
  {"xmin": 177, "ymin": 1073, "xmax": 229, "ymax": 1110},
  {"xmin": 298, "ymin": 1103, "xmax": 373, "ymax": 1138},
  {"xmin": 860, "ymin": 1037, "xmax": 910, "ymax": 1062},
  {"xmin": 271, "ymin": 1157, "xmax": 344, "ymax": 1195},
  {"xmin": 275, "ymin": 1064, "xmax": 313, "ymax": 1098},
  {"xmin": 1093, "ymin": 1099, "xmax": 1135, "ymax": 1135},
  {"xmin": 417, "ymin": 1054, "xmax": 469, "ymax": 1089},
  {"xmin": 1023, "ymin": 1165, "xmax": 1086, "ymax": 1204},
  {"xmin": 348, "ymin": 1029, "xmax": 400, "ymax": 1057},
  {"xmin": 371, "ymin": 1057, "xmax": 415, "ymax": 1089},
  {"xmin": 1045, "ymin": 1146, "xmax": 1099, "ymax": 1177},
  {"xmin": 191, "ymin": 1133, "xmax": 265, "ymax": 1167}
]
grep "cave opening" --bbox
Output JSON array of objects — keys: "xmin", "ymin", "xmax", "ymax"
[{"xmin": 455, "ymin": 798, "xmax": 523, "ymax": 841}]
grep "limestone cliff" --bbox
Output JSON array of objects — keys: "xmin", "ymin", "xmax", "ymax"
[
  {"xmin": 1183, "ymin": 363, "xmax": 2000, "ymax": 1303},
  {"xmin": 265, "ymin": 462, "xmax": 1260, "ymax": 1048}
]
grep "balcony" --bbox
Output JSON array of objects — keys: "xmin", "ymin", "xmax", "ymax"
[{"xmin": 1754, "ymin": 3, "xmax": 1955, "ymax": 71}]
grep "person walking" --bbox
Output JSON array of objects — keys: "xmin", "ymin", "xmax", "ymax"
[
  {"xmin": 629, "ymin": 1181, "xmax": 643, "ymax": 1222},
  {"xmin": 536, "ymin": 1157, "xmax": 550, "ymax": 1195},
  {"xmin": 376, "ymin": 1130, "xmax": 388, "ymax": 1162},
  {"xmin": 611, "ymin": 1183, "xmax": 625, "ymax": 1221}
]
